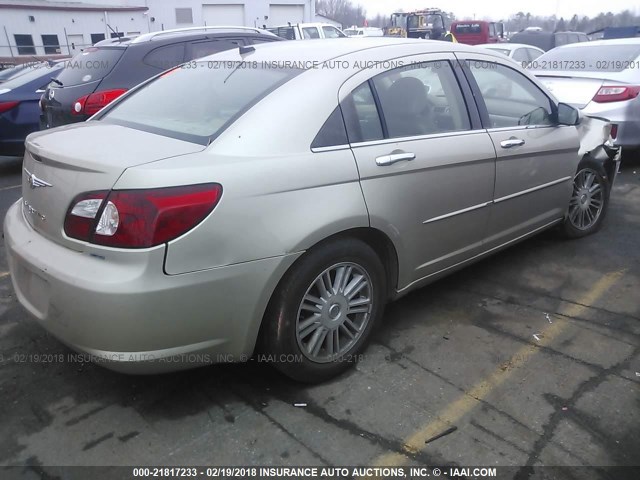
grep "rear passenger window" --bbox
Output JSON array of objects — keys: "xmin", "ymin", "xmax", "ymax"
[
  {"xmin": 372, "ymin": 61, "xmax": 470, "ymax": 138},
  {"xmin": 143, "ymin": 43, "xmax": 185, "ymax": 70},
  {"xmin": 341, "ymin": 82, "xmax": 383, "ymax": 143},
  {"xmin": 311, "ymin": 106, "xmax": 348, "ymax": 149},
  {"xmin": 469, "ymin": 62, "xmax": 554, "ymax": 128}
]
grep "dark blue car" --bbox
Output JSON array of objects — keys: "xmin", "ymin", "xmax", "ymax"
[{"xmin": 0, "ymin": 61, "xmax": 64, "ymax": 156}]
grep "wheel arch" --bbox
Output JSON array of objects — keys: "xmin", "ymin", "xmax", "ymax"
[{"xmin": 251, "ymin": 226, "xmax": 400, "ymax": 354}]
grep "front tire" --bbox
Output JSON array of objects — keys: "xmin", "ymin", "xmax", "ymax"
[
  {"xmin": 560, "ymin": 159, "xmax": 609, "ymax": 238},
  {"xmin": 263, "ymin": 238, "xmax": 387, "ymax": 383}
]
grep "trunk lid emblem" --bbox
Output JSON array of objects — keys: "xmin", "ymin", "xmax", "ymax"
[{"xmin": 24, "ymin": 168, "xmax": 53, "ymax": 189}]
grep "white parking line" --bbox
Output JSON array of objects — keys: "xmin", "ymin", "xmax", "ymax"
[{"xmin": 0, "ymin": 184, "xmax": 20, "ymax": 191}]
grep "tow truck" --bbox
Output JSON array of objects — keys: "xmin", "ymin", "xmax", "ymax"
[{"xmin": 384, "ymin": 8, "xmax": 455, "ymax": 41}]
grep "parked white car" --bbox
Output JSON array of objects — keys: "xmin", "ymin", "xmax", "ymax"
[
  {"xmin": 476, "ymin": 43, "xmax": 544, "ymax": 65},
  {"xmin": 268, "ymin": 22, "xmax": 347, "ymax": 40}
]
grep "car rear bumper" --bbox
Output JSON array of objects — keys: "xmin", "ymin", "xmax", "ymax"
[
  {"xmin": 582, "ymin": 100, "xmax": 640, "ymax": 149},
  {"xmin": 4, "ymin": 200, "xmax": 300, "ymax": 373}
]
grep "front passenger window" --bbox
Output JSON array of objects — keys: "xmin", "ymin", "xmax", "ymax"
[{"xmin": 468, "ymin": 62, "xmax": 554, "ymax": 128}]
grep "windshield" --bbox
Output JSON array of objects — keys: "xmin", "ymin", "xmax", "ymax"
[
  {"xmin": 390, "ymin": 14, "xmax": 407, "ymax": 27},
  {"xmin": 100, "ymin": 62, "xmax": 301, "ymax": 145},
  {"xmin": 55, "ymin": 47, "xmax": 125, "ymax": 86},
  {"xmin": 535, "ymin": 44, "xmax": 640, "ymax": 72}
]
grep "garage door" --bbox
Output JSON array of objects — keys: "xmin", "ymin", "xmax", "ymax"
[
  {"xmin": 269, "ymin": 4, "xmax": 304, "ymax": 26},
  {"xmin": 202, "ymin": 4, "xmax": 245, "ymax": 26}
]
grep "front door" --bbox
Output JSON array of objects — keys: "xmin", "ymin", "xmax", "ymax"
[
  {"xmin": 459, "ymin": 55, "xmax": 580, "ymax": 249},
  {"xmin": 339, "ymin": 53, "xmax": 496, "ymax": 289}
]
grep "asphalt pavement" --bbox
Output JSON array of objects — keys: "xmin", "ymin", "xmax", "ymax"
[{"xmin": 0, "ymin": 153, "xmax": 638, "ymax": 479}]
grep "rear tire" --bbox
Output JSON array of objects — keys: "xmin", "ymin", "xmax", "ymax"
[
  {"xmin": 263, "ymin": 238, "xmax": 387, "ymax": 383},
  {"xmin": 560, "ymin": 159, "xmax": 609, "ymax": 238}
]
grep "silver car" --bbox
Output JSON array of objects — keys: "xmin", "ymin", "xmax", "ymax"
[
  {"xmin": 530, "ymin": 38, "xmax": 640, "ymax": 150},
  {"xmin": 3, "ymin": 39, "xmax": 619, "ymax": 382}
]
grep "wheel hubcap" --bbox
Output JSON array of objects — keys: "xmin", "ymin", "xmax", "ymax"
[
  {"xmin": 568, "ymin": 168, "xmax": 604, "ymax": 231},
  {"xmin": 296, "ymin": 262, "xmax": 373, "ymax": 363}
]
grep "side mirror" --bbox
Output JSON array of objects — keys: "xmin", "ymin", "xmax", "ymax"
[{"xmin": 556, "ymin": 102, "xmax": 580, "ymax": 126}]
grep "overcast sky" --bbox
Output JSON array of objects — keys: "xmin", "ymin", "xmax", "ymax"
[{"xmin": 357, "ymin": 0, "xmax": 639, "ymax": 20}]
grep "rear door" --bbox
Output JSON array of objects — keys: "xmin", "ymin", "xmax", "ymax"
[
  {"xmin": 458, "ymin": 54, "xmax": 579, "ymax": 248},
  {"xmin": 340, "ymin": 53, "xmax": 496, "ymax": 289}
]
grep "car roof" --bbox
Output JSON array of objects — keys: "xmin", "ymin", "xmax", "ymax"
[
  {"xmin": 92, "ymin": 26, "xmax": 277, "ymax": 50},
  {"xmin": 552, "ymin": 37, "xmax": 640, "ymax": 48},
  {"xmin": 130, "ymin": 26, "xmax": 277, "ymax": 44},
  {"xmin": 204, "ymin": 37, "xmax": 500, "ymax": 64},
  {"xmin": 478, "ymin": 43, "xmax": 544, "ymax": 51}
]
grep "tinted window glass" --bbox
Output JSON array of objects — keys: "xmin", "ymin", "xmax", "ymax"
[
  {"xmin": 469, "ymin": 62, "xmax": 553, "ymax": 128},
  {"xmin": 143, "ymin": 43, "xmax": 185, "ymax": 70},
  {"xmin": 372, "ymin": 61, "xmax": 470, "ymax": 138},
  {"xmin": 101, "ymin": 63, "xmax": 300, "ymax": 145},
  {"xmin": 311, "ymin": 106, "xmax": 348, "ymax": 148},
  {"xmin": 302, "ymin": 27, "xmax": 320, "ymax": 39},
  {"xmin": 42, "ymin": 34, "xmax": 60, "ymax": 54},
  {"xmin": 56, "ymin": 47, "xmax": 125, "ymax": 86},
  {"xmin": 1, "ymin": 62, "xmax": 63, "ymax": 89},
  {"xmin": 14, "ymin": 34, "xmax": 35, "ymax": 55},
  {"xmin": 534, "ymin": 44, "xmax": 640, "ymax": 72},
  {"xmin": 454, "ymin": 23, "xmax": 482, "ymax": 34},
  {"xmin": 250, "ymin": 37, "xmax": 280, "ymax": 44},
  {"xmin": 188, "ymin": 39, "xmax": 244, "ymax": 60},
  {"xmin": 342, "ymin": 82, "xmax": 383, "ymax": 143}
]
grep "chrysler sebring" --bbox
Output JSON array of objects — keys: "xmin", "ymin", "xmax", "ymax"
[{"xmin": 4, "ymin": 38, "xmax": 620, "ymax": 382}]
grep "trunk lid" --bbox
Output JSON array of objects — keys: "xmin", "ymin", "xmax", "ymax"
[
  {"xmin": 22, "ymin": 122, "xmax": 205, "ymax": 250},
  {"xmin": 534, "ymin": 74, "xmax": 607, "ymax": 109}
]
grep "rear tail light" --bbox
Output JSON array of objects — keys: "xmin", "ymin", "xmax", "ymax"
[
  {"xmin": 72, "ymin": 88, "xmax": 127, "ymax": 116},
  {"xmin": 592, "ymin": 85, "xmax": 640, "ymax": 103},
  {"xmin": 64, "ymin": 184, "xmax": 222, "ymax": 248},
  {"xmin": 0, "ymin": 101, "xmax": 20, "ymax": 114}
]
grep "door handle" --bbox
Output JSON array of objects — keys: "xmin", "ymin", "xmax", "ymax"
[
  {"xmin": 500, "ymin": 138, "xmax": 525, "ymax": 148},
  {"xmin": 375, "ymin": 152, "xmax": 416, "ymax": 166}
]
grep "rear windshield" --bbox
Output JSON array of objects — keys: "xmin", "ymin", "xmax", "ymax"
[
  {"xmin": 485, "ymin": 48, "xmax": 511, "ymax": 56},
  {"xmin": 100, "ymin": 62, "xmax": 301, "ymax": 145},
  {"xmin": 510, "ymin": 33, "xmax": 553, "ymax": 51},
  {"xmin": 1, "ymin": 62, "xmax": 63, "ymax": 89},
  {"xmin": 535, "ymin": 44, "xmax": 640, "ymax": 72},
  {"xmin": 55, "ymin": 47, "xmax": 125, "ymax": 86},
  {"xmin": 454, "ymin": 23, "xmax": 482, "ymax": 34}
]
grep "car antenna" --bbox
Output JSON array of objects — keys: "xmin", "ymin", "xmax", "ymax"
[{"xmin": 107, "ymin": 24, "xmax": 122, "ymax": 42}]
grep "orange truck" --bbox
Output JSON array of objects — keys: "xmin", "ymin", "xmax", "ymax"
[{"xmin": 450, "ymin": 20, "xmax": 505, "ymax": 45}]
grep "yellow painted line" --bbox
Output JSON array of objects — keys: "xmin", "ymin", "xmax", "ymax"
[
  {"xmin": 0, "ymin": 184, "xmax": 21, "ymax": 192},
  {"xmin": 374, "ymin": 269, "xmax": 625, "ymax": 466}
]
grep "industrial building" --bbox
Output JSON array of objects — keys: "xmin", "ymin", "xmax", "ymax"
[{"xmin": 0, "ymin": 0, "xmax": 318, "ymax": 60}]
